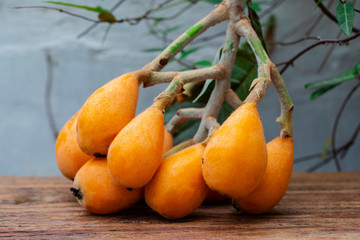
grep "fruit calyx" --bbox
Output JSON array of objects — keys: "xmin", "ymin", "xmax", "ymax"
[{"xmin": 70, "ymin": 187, "xmax": 83, "ymax": 200}]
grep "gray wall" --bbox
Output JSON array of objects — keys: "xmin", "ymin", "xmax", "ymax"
[{"xmin": 1, "ymin": 0, "xmax": 359, "ymax": 176}]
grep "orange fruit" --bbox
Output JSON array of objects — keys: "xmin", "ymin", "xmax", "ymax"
[
  {"xmin": 202, "ymin": 102, "xmax": 267, "ymax": 199},
  {"xmin": 71, "ymin": 157, "xmax": 143, "ymax": 214},
  {"xmin": 107, "ymin": 106, "xmax": 164, "ymax": 188},
  {"xmin": 77, "ymin": 73, "xmax": 139, "ymax": 156},
  {"xmin": 145, "ymin": 143, "xmax": 207, "ymax": 219},
  {"xmin": 55, "ymin": 111, "xmax": 92, "ymax": 180},
  {"xmin": 163, "ymin": 129, "xmax": 173, "ymax": 155},
  {"xmin": 234, "ymin": 136, "xmax": 294, "ymax": 214}
]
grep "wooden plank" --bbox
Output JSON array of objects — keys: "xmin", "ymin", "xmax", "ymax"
[{"xmin": 0, "ymin": 173, "xmax": 359, "ymax": 239}]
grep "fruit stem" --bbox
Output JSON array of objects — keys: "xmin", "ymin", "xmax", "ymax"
[
  {"xmin": 143, "ymin": 2, "xmax": 228, "ymax": 72},
  {"xmin": 193, "ymin": 11, "xmax": 241, "ymax": 143},
  {"xmin": 152, "ymin": 65, "xmax": 224, "ymax": 111},
  {"xmin": 225, "ymin": 89, "xmax": 242, "ymax": 109},
  {"xmin": 236, "ymin": 17, "xmax": 293, "ymax": 137},
  {"xmin": 163, "ymin": 139, "xmax": 195, "ymax": 159},
  {"xmin": 166, "ymin": 108, "xmax": 205, "ymax": 134}
]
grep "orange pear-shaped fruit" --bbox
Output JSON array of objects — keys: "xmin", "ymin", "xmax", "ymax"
[
  {"xmin": 71, "ymin": 157, "xmax": 143, "ymax": 214},
  {"xmin": 145, "ymin": 143, "xmax": 207, "ymax": 219},
  {"xmin": 202, "ymin": 102, "xmax": 267, "ymax": 199},
  {"xmin": 77, "ymin": 73, "xmax": 139, "ymax": 156},
  {"xmin": 55, "ymin": 111, "xmax": 92, "ymax": 180},
  {"xmin": 107, "ymin": 106, "xmax": 164, "ymax": 188},
  {"xmin": 163, "ymin": 129, "xmax": 173, "ymax": 155},
  {"xmin": 234, "ymin": 136, "xmax": 294, "ymax": 214}
]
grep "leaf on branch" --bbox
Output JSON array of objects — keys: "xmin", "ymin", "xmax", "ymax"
[
  {"xmin": 354, "ymin": 59, "xmax": 360, "ymax": 72},
  {"xmin": 45, "ymin": 1, "xmax": 110, "ymax": 13},
  {"xmin": 310, "ymin": 84, "xmax": 338, "ymax": 100},
  {"xmin": 247, "ymin": 0, "xmax": 269, "ymax": 54},
  {"xmin": 142, "ymin": 47, "xmax": 165, "ymax": 52},
  {"xmin": 193, "ymin": 60, "xmax": 212, "ymax": 67},
  {"xmin": 179, "ymin": 47, "xmax": 201, "ymax": 60},
  {"xmin": 305, "ymin": 69, "xmax": 357, "ymax": 89},
  {"xmin": 201, "ymin": 0, "xmax": 222, "ymax": 4},
  {"xmin": 157, "ymin": 25, "xmax": 183, "ymax": 35},
  {"xmin": 336, "ymin": 2, "xmax": 355, "ymax": 37}
]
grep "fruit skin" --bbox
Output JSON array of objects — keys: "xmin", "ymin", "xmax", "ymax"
[
  {"xmin": 202, "ymin": 102, "xmax": 267, "ymax": 199},
  {"xmin": 234, "ymin": 136, "xmax": 294, "ymax": 214},
  {"xmin": 77, "ymin": 73, "xmax": 139, "ymax": 156},
  {"xmin": 107, "ymin": 106, "xmax": 164, "ymax": 188},
  {"xmin": 71, "ymin": 157, "xmax": 143, "ymax": 215},
  {"xmin": 163, "ymin": 129, "xmax": 173, "ymax": 155},
  {"xmin": 55, "ymin": 111, "xmax": 92, "ymax": 180},
  {"xmin": 145, "ymin": 143, "xmax": 207, "ymax": 220}
]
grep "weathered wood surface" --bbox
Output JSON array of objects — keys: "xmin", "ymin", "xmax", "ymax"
[{"xmin": 0, "ymin": 172, "xmax": 359, "ymax": 239}]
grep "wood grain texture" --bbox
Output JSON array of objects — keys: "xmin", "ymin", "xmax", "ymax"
[{"xmin": 0, "ymin": 173, "xmax": 359, "ymax": 239}]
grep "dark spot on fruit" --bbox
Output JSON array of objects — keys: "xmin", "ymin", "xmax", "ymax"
[{"xmin": 127, "ymin": 188, "xmax": 133, "ymax": 191}]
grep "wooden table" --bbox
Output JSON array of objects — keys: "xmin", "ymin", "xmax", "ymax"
[{"xmin": 0, "ymin": 172, "xmax": 359, "ymax": 239}]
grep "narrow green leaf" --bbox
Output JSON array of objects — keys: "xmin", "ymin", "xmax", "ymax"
[
  {"xmin": 354, "ymin": 60, "xmax": 360, "ymax": 72},
  {"xmin": 192, "ymin": 79, "xmax": 214, "ymax": 102},
  {"xmin": 201, "ymin": 0, "xmax": 222, "ymax": 4},
  {"xmin": 305, "ymin": 69, "xmax": 357, "ymax": 89},
  {"xmin": 142, "ymin": 48, "xmax": 165, "ymax": 52},
  {"xmin": 336, "ymin": 2, "xmax": 355, "ymax": 36},
  {"xmin": 179, "ymin": 47, "xmax": 201, "ymax": 60},
  {"xmin": 235, "ymin": 63, "xmax": 258, "ymax": 100},
  {"xmin": 158, "ymin": 25, "xmax": 183, "ymax": 35},
  {"xmin": 310, "ymin": 84, "xmax": 338, "ymax": 100},
  {"xmin": 251, "ymin": 3, "xmax": 262, "ymax": 12},
  {"xmin": 193, "ymin": 60, "xmax": 212, "ymax": 66},
  {"xmin": 45, "ymin": 1, "xmax": 110, "ymax": 13}
]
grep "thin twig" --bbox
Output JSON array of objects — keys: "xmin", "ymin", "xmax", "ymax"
[
  {"xmin": 44, "ymin": 51, "xmax": 58, "ymax": 140},
  {"xmin": 317, "ymin": 30, "xmax": 342, "ymax": 73},
  {"xmin": 277, "ymin": 31, "xmax": 360, "ymax": 74},
  {"xmin": 331, "ymin": 82, "xmax": 360, "ymax": 171},
  {"xmin": 270, "ymin": 36, "xmax": 320, "ymax": 46},
  {"xmin": 78, "ymin": 0, "xmax": 127, "ymax": 39},
  {"xmin": 15, "ymin": 6, "xmax": 100, "ymax": 22}
]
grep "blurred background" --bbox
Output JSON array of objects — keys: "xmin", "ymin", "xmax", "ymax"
[{"xmin": 1, "ymin": 0, "xmax": 359, "ymax": 176}]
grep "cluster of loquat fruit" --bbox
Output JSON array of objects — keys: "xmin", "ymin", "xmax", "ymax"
[{"xmin": 55, "ymin": 71, "xmax": 294, "ymax": 219}]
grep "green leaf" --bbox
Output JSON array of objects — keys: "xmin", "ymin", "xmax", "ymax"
[
  {"xmin": 321, "ymin": 137, "xmax": 332, "ymax": 160},
  {"xmin": 247, "ymin": 2, "xmax": 269, "ymax": 54},
  {"xmin": 45, "ymin": 1, "xmax": 110, "ymax": 13},
  {"xmin": 310, "ymin": 84, "xmax": 338, "ymax": 100},
  {"xmin": 251, "ymin": 3, "xmax": 262, "ymax": 12},
  {"xmin": 192, "ymin": 79, "xmax": 215, "ymax": 102},
  {"xmin": 98, "ymin": 12, "xmax": 116, "ymax": 23},
  {"xmin": 179, "ymin": 47, "xmax": 201, "ymax": 60},
  {"xmin": 336, "ymin": 2, "xmax": 355, "ymax": 36},
  {"xmin": 142, "ymin": 48, "xmax": 165, "ymax": 52},
  {"xmin": 157, "ymin": 25, "xmax": 183, "ymax": 35},
  {"xmin": 234, "ymin": 63, "xmax": 258, "ymax": 100},
  {"xmin": 193, "ymin": 60, "xmax": 212, "ymax": 67},
  {"xmin": 201, "ymin": 0, "xmax": 222, "ymax": 4},
  {"xmin": 305, "ymin": 69, "xmax": 357, "ymax": 89},
  {"xmin": 354, "ymin": 60, "xmax": 360, "ymax": 72}
]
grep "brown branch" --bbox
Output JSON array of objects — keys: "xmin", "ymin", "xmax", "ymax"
[
  {"xmin": 270, "ymin": 36, "xmax": 321, "ymax": 46},
  {"xmin": 15, "ymin": 6, "xmax": 100, "ymax": 22},
  {"xmin": 77, "ymin": 0, "xmax": 126, "ymax": 39},
  {"xmin": 44, "ymin": 51, "xmax": 58, "ymax": 140},
  {"xmin": 331, "ymin": 81, "xmax": 360, "ymax": 172},
  {"xmin": 317, "ymin": 30, "xmax": 342, "ymax": 73},
  {"xmin": 277, "ymin": 31, "xmax": 360, "ymax": 74}
]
